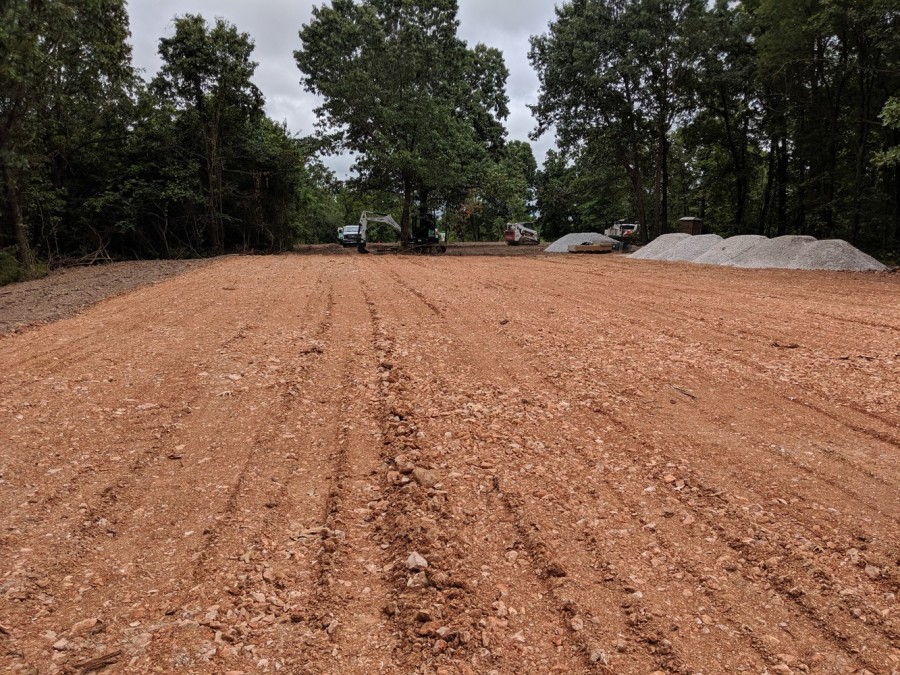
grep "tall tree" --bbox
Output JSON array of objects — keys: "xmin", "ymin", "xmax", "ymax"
[
  {"xmin": 530, "ymin": 0, "xmax": 703, "ymax": 242},
  {"xmin": 295, "ymin": 0, "xmax": 510, "ymax": 245},
  {"xmin": 153, "ymin": 15, "xmax": 264, "ymax": 253},
  {"xmin": 0, "ymin": 0, "xmax": 133, "ymax": 270}
]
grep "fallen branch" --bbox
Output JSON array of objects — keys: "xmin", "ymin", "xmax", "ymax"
[
  {"xmin": 671, "ymin": 385, "xmax": 698, "ymax": 401},
  {"xmin": 74, "ymin": 650, "xmax": 122, "ymax": 673}
]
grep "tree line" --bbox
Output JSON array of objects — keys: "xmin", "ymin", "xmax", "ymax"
[
  {"xmin": 0, "ymin": 0, "xmax": 536, "ymax": 282},
  {"xmin": 1, "ymin": 2, "xmax": 348, "ymax": 282},
  {"xmin": 3, "ymin": 0, "xmax": 898, "ymax": 282},
  {"xmin": 530, "ymin": 0, "xmax": 900, "ymax": 257}
]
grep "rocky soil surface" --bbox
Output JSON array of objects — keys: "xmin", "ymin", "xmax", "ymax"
[
  {"xmin": 0, "ymin": 260, "xmax": 207, "ymax": 335},
  {"xmin": 0, "ymin": 255, "xmax": 898, "ymax": 674}
]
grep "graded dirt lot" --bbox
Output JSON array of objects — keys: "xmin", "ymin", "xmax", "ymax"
[{"xmin": 0, "ymin": 254, "xmax": 898, "ymax": 674}]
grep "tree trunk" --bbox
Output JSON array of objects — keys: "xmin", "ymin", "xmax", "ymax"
[
  {"xmin": 660, "ymin": 124, "xmax": 669, "ymax": 237},
  {"xmin": 400, "ymin": 177, "xmax": 411, "ymax": 247},
  {"xmin": 1, "ymin": 159, "xmax": 35, "ymax": 271},
  {"xmin": 206, "ymin": 130, "xmax": 222, "ymax": 253},
  {"xmin": 777, "ymin": 134, "xmax": 788, "ymax": 236}
]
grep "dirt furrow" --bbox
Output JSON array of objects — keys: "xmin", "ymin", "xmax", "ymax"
[
  {"xmin": 390, "ymin": 257, "xmax": 895, "ymax": 671},
  {"xmin": 1, "ymin": 253, "xmax": 897, "ymax": 674}
]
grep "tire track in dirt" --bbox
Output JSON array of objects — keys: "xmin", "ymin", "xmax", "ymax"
[
  {"xmin": 392, "ymin": 257, "xmax": 894, "ymax": 672},
  {"xmin": 356, "ymin": 267, "xmax": 595, "ymax": 673},
  {"xmin": 370, "ymin": 261, "xmax": 735, "ymax": 672},
  {"xmin": 440, "ymin": 258, "xmax": 896, "ymax": 608},
  {"xmin": 0, "ymin": 262, "xmax": 325, "ymax": 563},
  {"xmin": 0, "ymin": 258, "xmax": 339, "ymax": 673},
  {"xmin": 2, "ymin": 254, "xmax": 897, "ymax": 673},
  {"xmin": 0, "ymin": 261, "xmax": 302, "ymax": 538},
  {"xmin": 445, "ymin": 258, "xmax": 900, "ymax": 529},
  {"xmin": 519, "ymin": 258, "xmax": 900, "ymax": 441}
]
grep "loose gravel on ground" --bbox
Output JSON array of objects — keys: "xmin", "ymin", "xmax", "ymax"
[
  {"xmin": 1, "ymin": 255, "xmax": 898, "ymax": 673},
  {"xmin": 695, "ymin": 234, "xmax": 768, "ymax": 265}
]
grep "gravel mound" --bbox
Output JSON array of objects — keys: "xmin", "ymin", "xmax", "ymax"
[
  {"xmin": 730, "ymin": 235, "xmax": 817, "ymax": 269},
  {"xmin": 657, "ymin": 234, "xmax": 723, "ymax": 262},
  {"xmin": 629, "ymin": 233, "xmax": 691, "ymax": 259},
  {"xmin": 793, "ymin": 239, "xmax": 887, "ymax": 272},
  {"xmin": 695, "ymin": 235, "xmax": 767, "ymax": 266},
  {"xmin": 631, "ymin": 233, "xmax": 887, "ymax": 272},
  {"xmin": 544, "ymin": 232, "xmax": 617, "ymax": 253}
]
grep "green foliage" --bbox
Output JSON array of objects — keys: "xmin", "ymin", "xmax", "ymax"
[
  {"xmin": 530, "ymin": 0, "xmax": 900, "ymax": 256},
  {"xmin": 0, "ymin": 247, "xmax": 47, "ymax": 286},
  {"xmin": 1, "ymin": 7, "xmax": 344, "ymax": 265},
  {"xmin": 296, "ymin": 0, "xmax": 522, "ymax": 244},
  {"xmin": 874, "ymin": 97, "xmax": 900, "ymax": 168},
  {"xmin": 0, "ymin": 0, "xmax": 134, "ymax": 268}
]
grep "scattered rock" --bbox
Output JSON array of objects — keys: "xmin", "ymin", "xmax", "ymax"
[
  {"xmin": 411, "ymin": 467, "xmax": 438, "ymax": 488},
  {"xmin": 406, "ymin": 552, "xmax": 429, "ymax": 571},
  {"xmin": 72, "ymin": 650, "xmax": 122, "ymax": 672},
  {"xmin": 590, "ymin": 649, "xmax": 609, "ymax": 664},
  {"xmin": 70, "ymin": 617, "xmax": 99, "ymax": 636}
]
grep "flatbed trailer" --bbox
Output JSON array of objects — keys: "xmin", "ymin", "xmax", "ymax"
[{"xmin": 568, "ymin": 243, "xmax": 615, "ymax": 254}]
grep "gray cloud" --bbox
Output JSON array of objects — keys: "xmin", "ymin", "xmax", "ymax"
[{"xmin": 127, "ymin": 0, "xmax": 559, "ymax": 174}]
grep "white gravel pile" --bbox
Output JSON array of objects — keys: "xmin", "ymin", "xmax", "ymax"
[
  {"xmin": 657, "ymin": 234, "xmax": 723, "ymax": 262},
  {"xmin": 792, "ymin": 239, "xmax": 887, "ymax": 272},
  {"xmin": 695, "ymin": 235, "xmax": 767, "ymax": 265},
  {"xmin": 629, "ymin": 233, "xmax": 691, "ymax": 259},
  {"xmin": 631, "ymin": 233, "xmax": 887, "ymax": 272},
  {"xmin": 730, "ymin": 235, "xmax": 817, "ymax": 269},
  {"xmin": 544, "ymin": 232, "xmax": 617, "ymax": 253}
]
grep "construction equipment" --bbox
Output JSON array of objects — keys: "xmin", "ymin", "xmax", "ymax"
[
  {"xmin": 504, "ymin": 222, "xmax": 540, "ymax": 245},
  {"xmin": 568, "ymin": 242, "xmax": 615, "ymax": 254},
  {"xmin": 604, "ymin": 221, "xmax": 639, "ymax": 241},
  {"xmin": 355, "ymin": 211, "xmax": 446, "ymax": 254}
]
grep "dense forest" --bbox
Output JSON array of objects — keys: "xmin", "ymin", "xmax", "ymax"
[
  {"xmin": 531, "ymin": 0, "xmax": 900, "ymax": 253},
  {"xmin": 1, "ymin": 0, "xmax": 898, "ymax": 283}
]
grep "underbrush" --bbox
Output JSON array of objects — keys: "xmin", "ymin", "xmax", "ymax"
[{"xmin": 0, "ymin": 247, "xmax": 48, "ymax": 286}]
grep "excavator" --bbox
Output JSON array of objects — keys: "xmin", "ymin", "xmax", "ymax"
[{"xmin": 347, "ymin": 211, "xmax": 447, "ymax": 254}]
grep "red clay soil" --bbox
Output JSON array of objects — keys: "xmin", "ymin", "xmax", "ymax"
[{"xmin": 0, "ymin": 254, "xmax": 897, "ymax": 674}]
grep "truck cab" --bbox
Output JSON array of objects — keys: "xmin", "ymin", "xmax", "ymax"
[{"xmin": 342, "ymin": 224, "xmax": 363, "ymax": 246}]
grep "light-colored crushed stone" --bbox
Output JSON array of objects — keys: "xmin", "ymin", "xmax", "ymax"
[
  {"xmin": 792, "ymin": 239, "xmax": 887, "ymax": 272},
  {"xmin": 730, "ymin": 235, "xmax": 817, "ymax": 269},
  {"xmin": 544, "ymin": 232, "xmax": 617, "ymax": 253},
  {"xmin": 695, "ymin": 235, "xmax": 767, "ymax": 265},
  {"xmin": 631, "ymin": 233, "xmax": 886, "ymax": 272},
  {"xmin": 656, "ymin": 234, "xmax": 723, "ymax": 262},
  {"xmin": 629, "ymin": 233, "xmax": 691, "ymax": 259}
]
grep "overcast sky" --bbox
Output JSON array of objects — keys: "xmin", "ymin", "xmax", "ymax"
[{"xmin": 126, "ymin": 0, "xmax": 560, "ymax": 177}]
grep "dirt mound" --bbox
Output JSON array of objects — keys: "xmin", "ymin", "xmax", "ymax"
[
  {"xmin": 657, "ymin": 233, "xmax": 723, "ymax": 262},
  {"xmin": 544, "ymin": 232, "xmax": 616, "ymax": 253},
  {"xmin": 695, "ymin": 235, "xmax": 767, "ymax": 265},
  {"xmin": 629, "ymin": 233, "xmax": 691, "ymax": 259}
]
